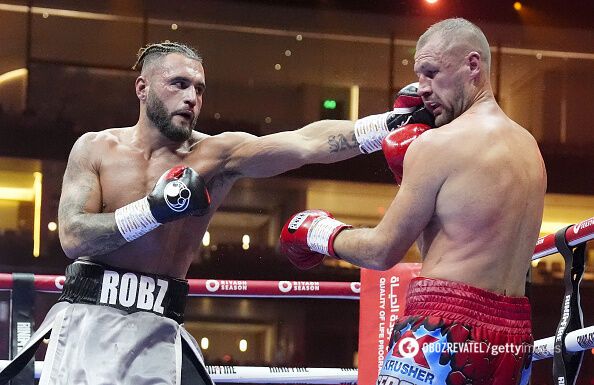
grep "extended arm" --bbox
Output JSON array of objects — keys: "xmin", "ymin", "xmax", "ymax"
[
  {"xmin": 223, "ymin": 119, "xmax": 360, "ymax": 179},
  {"xmin": 224, "ymin": 83, "xmax": 434, "ymax": 179},
  {"xmin": 279, "ymin": 131, "xmax": 444, "ymax": 270}
]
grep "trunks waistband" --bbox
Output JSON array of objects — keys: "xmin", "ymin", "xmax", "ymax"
[
  {"xmin": 58, "ymin": 260, "xmax": 188, "ymax": 324},
  {"xmin": 404, "ymin": 277, "xmax": 531, "ymax": 334}
]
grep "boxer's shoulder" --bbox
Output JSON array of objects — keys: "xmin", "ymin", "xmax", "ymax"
[
  {"xmin": 73, "ymin": 127, "xmax": 128, "ymax": 150},
  {"xmin": 401, "ymin": 127, "xmax": 446, "ymax": 163},
  {"xmin": 190, "ymin": 131, "xmax": 259, "ymax": 160},
  {"xmin": 208, "ymin": 131, "xmax": 257, "ymax": 146}
]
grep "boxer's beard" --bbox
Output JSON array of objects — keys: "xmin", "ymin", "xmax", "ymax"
[
  {"xmin": 435, "ymin": 82, "xmax": 465, "ymax": 127},
  {"xmin": 146, "ymin": 91, "xmax": 195, "ymax": 142}
]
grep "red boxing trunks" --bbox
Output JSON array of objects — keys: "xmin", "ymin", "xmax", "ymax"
[{"xmin": 377, "ymin": 277, "xmax": 532, "ymax": 385}]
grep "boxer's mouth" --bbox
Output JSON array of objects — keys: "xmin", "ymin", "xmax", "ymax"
[
  {"xmin": 426, "ymin": 102, "xmax": 441, "ymax": 115},
  {"xmin": 174, "ymin": 111, "xmax": 194, "ymax": 120}
]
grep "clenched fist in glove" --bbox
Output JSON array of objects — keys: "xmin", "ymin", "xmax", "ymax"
[
  {"xmin": 115, "ymin": 165, "xmax": 211, "ymax": 242},
  {"xmin": 280, "ymin": 210, "xmax": 352, "ymax": 270},
  {"xmin": 354, "ymin": 82, "xmax": 434, "ymax": 154}
]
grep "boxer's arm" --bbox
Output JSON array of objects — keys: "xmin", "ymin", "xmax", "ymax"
[
  {"xmin": 332, "ymin": 132, "xmax": 445, "ymax": 269},
  {"xmin": 58, "ymin": 133, "xmax": 127, "ymax": 259},
  {"xmin": 60, "ymin": 136, "xmax": 210, "ymax": 258},
  {"xmin": 222, "ymin": 119, "xmax": 360, "ymax": 178}
]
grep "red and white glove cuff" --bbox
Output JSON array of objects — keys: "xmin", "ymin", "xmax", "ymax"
[
  {"xmin": 307, "ymin": 216, "xmax": 348, "ymax": 257},
  {"xmin": 115, "ymin": 197, "xmax": 161, "ymax": 242},
  {"xmin": 354, "ymin": 111, "xmax": 392, "ymax": 154}
]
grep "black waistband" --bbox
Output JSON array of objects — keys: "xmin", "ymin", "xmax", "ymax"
[{"xmin": 58, "ymin": 260, "xmax": 189, "ymax": 324}]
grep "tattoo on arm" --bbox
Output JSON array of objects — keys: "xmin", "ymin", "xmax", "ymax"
[
  {"xmin": 328, "ymin": 133, "xmax": 358, "ymax": 153},
  {"xmin": 59, "ymin": 156, "xmax": 128, "ymax": 258},
  {"xmin": 61, "ymin": 207, "xmax": 128, "ymax": 257}
]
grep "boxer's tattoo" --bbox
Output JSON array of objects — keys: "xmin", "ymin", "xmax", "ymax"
[
  {"xmin": 59, "ymin": 150, "xmax": 128, "ymax": 256},
  {"xmin": 328, "ymin": 133, "xmax": 358, "ymax": 153}
]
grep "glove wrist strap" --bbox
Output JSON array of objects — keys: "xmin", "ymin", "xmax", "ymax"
[
  {"xmin": 354, "ymin": 112, "xmax": 392, "ymax": 154},
  {"xmin": 115, "ymin": 197, "xmax": 161, "ymax": 242},
  {"xmin": 307, "ymin": 217, "xmax": 347, "ymax": 256}
]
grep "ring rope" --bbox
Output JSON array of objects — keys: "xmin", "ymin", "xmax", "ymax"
[
  {"xmin": 533, "ymin": 215, "xmax": 594, "ymax": 259},
  {"xmin": 2, "ymin": 215, "xmax": 592, "ymax": 295},
  {"xmin": 0, "ymin": 275, "xmax": 360, "ymax": 299},
  {"xmin": 2, "ymin": 323, "xmax": 594, "ymax": 384},
  {"xmin": 0, "ymin": 362, "xmax": 358, "ymax": 384},
  {"xmin": 532, "ymin": 325, "xmax": 594, "ymax": 361}
]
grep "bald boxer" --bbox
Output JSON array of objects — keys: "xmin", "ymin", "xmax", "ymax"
[
  {"xmin": 281, "ymin": 18, "xmax": 546, "ymax": 385},
  {"xmin": 0, "ymin": 42, "xmax": 434, "ymax": 385}
]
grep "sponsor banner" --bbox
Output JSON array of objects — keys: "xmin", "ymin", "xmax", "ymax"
[
  {"xmin": 188, "ymin": 279, "xmax": 361, "ymax": 298},
  {"xmin": 358, "ymin": 263, "xmax": 421, "ymax": 385},
  {"xmin": 0, "ymin": 275, "xmax": 361, "ymax": 299}
]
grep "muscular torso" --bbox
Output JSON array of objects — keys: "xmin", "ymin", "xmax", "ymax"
[
  {"xmin": 83, "ymin": 128, "xmax": 236, "ymax": 278},
  {"xmin": 417, "ymin": 105, "xmax": 546, "ymax": 296},
  {"xmin": 62, "ymin": 118, "xmax": 357, "ymax": 278}
]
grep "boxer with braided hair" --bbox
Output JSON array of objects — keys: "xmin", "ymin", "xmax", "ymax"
[
  {"xmin": 0, "ymin": 40, "xmax": 434, "ymax": 385},
  {"xmin": 132, "ymin": 42, "xmax": 202, "ymax": 71}
]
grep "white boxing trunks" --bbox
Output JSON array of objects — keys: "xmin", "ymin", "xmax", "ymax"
[{"xmin": 0, "ymin": 260, "xmax": 213, "ymax": 385}]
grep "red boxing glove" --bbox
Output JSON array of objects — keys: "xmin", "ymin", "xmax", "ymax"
[
  {"xmin": 280, "ymin": 210, "xmax": 352, "ymax": 270},
  {"xmin": 382, "ymin": 123, "xmax": 431, "ymax": 185}
]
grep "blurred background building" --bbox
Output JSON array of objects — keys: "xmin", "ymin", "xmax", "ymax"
[{"xmin": 0, "ymin": 0, "xmax": 593, "ymax": 383}]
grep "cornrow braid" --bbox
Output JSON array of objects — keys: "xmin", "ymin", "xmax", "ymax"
[{"xmin": 132, "ymin": 41, "xmax": 202, "ymax": 71}]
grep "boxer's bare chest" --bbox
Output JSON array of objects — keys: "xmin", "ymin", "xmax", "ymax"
[{"xmin": 97, "ymin": 141, "xmax": 230, "ymax": 214}]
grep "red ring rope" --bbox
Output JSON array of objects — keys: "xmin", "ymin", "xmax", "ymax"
[
  {"xmin": 533, "ymin": 216, "xmax": 594, "ymax": 260},
  {"xmin": 0, "ymin": 274, "xmax": 360, "ymax": 299},
  {"xmin": 2, "ymin": 215, "xmax": 593, "ymax": 294}
]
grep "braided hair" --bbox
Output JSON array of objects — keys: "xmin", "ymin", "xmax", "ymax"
[{"xmin": 132, "ymin": 41, "xmax": 202, "ymax": 72}]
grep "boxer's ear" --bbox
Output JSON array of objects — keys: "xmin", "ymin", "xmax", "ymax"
[
  {"xmin": 467, "ymin": 52, "xmax": 481, "ymax": 80},
  {"xmin": 135, "ymin": 76, "xmax": 147, "ymax": 101}
]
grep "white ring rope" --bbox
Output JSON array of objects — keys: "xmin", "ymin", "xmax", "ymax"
[
  {"xmin": 1, "ymin": 322, "xmax": 593, "ymax": 383},
  {"xmin": 0, "ymin": 362, "xmax": 358, "ymax": 383},
  {"xmin": 532, "ymin": 325, "xmax": 594, "ymax": 361},
  {"xmin": 0, "ymin": 325, "xmax": 592, "ymax": 381},
  {"xmin": 206, "ymin": 366, "xmax": 358, "ymax": 384}
]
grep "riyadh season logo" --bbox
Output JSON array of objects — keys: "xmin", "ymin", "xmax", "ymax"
[
  {"xmin": 206, "ymin": 280, "xmax": 220, "ymax": 292},
  {"xmin": 278, "ymin": 281, "xmax": 320, "ymax": 293},
  {"xmin": 55, "ymin": 276, "xmax": 65, "ymax": 290},
  {"xmin": 279, "ymin": 281, "xmax": 292, "ymax": 292}
]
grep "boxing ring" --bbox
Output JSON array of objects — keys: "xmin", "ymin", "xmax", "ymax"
[{"xmin": 1, "ymin": 217, "xmax": 593, "ymax": 384}]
